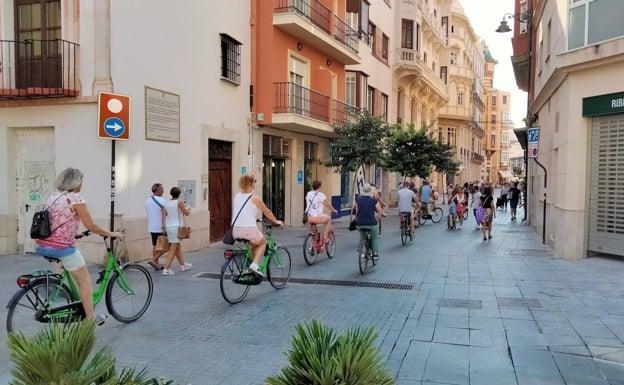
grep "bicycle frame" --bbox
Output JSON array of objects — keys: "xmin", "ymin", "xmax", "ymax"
[
  {"xmin": 13, "ymin": 236, "xmax": 131, "ymax": 321},
  {"xmin": 227, "ymin": 224, "xmax": 280, "ymax": 274}
]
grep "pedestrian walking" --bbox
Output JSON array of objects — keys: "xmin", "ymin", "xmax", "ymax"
[
  {"xmin": 471, "ymin": 185, "xmax": 482, "ymax": 229},
  {"xmin": 162, "ymin": 187, "xmax": 192, "ymax": 276},
  {"xmin": 145, "ymin": 183, "xmax": 166, "ymax": 270},
  {"xmin": 508, "ymin": 181, "xmax": 522, "ymax": 220},
  {"xmin": 481, "ymin": 186, "xmax": 496, "ymax": 240}
]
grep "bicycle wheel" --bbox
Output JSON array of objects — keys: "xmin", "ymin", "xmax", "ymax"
[
  {"xmin": 267, "ymin": 245, "xmax": 292, "ymax": 289},
  {"xmin": 358, "ymin": 238, "xmax": 368, "ymax": 274},
  {"xmin": 400, "ymin": 221, "xmax": 407, "ymax": 245},
  {"xmin": 6, "ymin": 278, "xmax": 75, "ymax": 338},
  {"xmin": 303, "ymin": 234, "xmax": 318, "ymax": 265},
  {"xmin": 105, "ymin": 264, "xmax": 153, "ymax": 323},
  {"xmin": 220, "ymin": 252, "xmax": 250, "ymax": 304},
  {"xmin": 418, "ymin": 212, "xmax": 427, "ymax": 225},
  {"xmin": 431, "ymin": 207, "xmax": 444, "ymax": 223},
  {"xmin": 325, "ymin": 231, "xmax": 336, "ymax": 258},
  {"xmin": 462, "ymin": 210, "xmax": 469, "ymax": 220}
]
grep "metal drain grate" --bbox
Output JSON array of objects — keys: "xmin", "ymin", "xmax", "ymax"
[{"xmin": 195, "ymin": 272, "xmax": 414, "ymax": 291}]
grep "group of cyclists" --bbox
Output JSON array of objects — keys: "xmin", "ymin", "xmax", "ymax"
[{"xmin": 303, "ymin": 178, "xmax": 441, "ymax": 262}]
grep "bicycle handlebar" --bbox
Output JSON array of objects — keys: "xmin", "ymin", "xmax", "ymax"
[{"xmin": 74, "ymin": 229, "xmax": 125, "ymax": 240}]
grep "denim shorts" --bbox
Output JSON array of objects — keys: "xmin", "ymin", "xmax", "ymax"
[{"xmin": 34, "ymin": 245, "xmax": 85, "ymax": 271}]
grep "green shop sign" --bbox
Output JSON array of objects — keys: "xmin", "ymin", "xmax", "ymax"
[{"xmin": 582, "ymin": 92, "xmax": 624, "ymax": 117}]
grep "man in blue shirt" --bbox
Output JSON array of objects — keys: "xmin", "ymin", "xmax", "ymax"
[{"xmin": 419, "ymin": 180, "xmax": 433, "ymax": 214}]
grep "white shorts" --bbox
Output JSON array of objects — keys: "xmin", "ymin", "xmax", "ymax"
[
  {"xmin": 60, "ymin": 249, "xmax": 86, "ymax": 271},
  {"xmin": 166, "ymin": 226, "xmax": 180, "ymax": 243}
]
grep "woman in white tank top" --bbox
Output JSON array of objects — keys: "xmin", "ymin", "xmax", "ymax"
[{"xmin": 232, "ymin": 174, "xmax": 283, "ymax": 277}]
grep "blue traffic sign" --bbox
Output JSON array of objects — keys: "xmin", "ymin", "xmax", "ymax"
[
  {"xmin": 528, "ymin": 127, "xmax": 540, "ymax": 143},
  {"xmin": 103, "ymin": 117, "xmax": 125, "ymax": 138}
]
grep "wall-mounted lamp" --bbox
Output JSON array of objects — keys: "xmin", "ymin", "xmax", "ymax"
[
  {"xmin": 326, "ymin": 59, "xmax": 332, "ymax": 67},
  {"xmin": 297, "ymin": 42, "xmax": 303, "ymax": 51},
  {"xmin": 495, "ymin": 11, "xmax": 533, "ymax": 33}
]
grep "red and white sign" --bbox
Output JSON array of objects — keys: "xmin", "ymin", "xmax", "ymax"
[{"xmin": 98, "ymin": 92, "xmax": 130, "ymax": 140}]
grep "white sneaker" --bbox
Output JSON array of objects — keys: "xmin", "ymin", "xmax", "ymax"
[
  {"xmin": 458, "ymin": 224, "xmax": 462, "ymax": 229},
  {"xmin": 163, "ymin": 269, "xmax": 175, "ymax": 276},
  {"xmin": 181, "ymin": 263, "xmax": 192, "ymax": 271},
  {"xmin": 248, "ymin": 262, "xmax": 263, "ymax": 277}
]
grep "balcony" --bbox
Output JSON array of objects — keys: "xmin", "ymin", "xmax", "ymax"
[
  {"xmin": 471, "ymin": 152, "xmax": 485, "ymax": 163},
  {"xmin": 395, "ymin": 48, "xmax": 448, "ymax": 99},
  {"xmin": 272, "ymin": 82, "xmax": 357, "ymax": 137},
  {"xmin": 274, "ymin": 0, "xmax": 360, "ymax": 65},
  {"xmin": 0, "ymin": 39, "xmax": 79, "ymax": 100},
  {"xmin": 470, "ymin": 120, "xmax": 485, "ymax": 138},
  {"xmin": 420, "ymin": 2, "xmax": 447, "ymax": 46}
]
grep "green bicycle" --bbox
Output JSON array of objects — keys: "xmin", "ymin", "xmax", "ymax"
[
  {"xmin": 220, "ymin": 220, "xmax": 292, "ymax": 304},
  {"xmin": 6, "ymin": 231, "xmax": 153, "ymax": 337}
]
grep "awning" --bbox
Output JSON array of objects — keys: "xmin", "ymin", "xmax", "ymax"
[
  {"xmin": 498, "ymin": 170, "xmax": 514, "ymax": 179},
  {"xmin": 513, "ymin": 127, "xmax": 528, "ymax": 151}
]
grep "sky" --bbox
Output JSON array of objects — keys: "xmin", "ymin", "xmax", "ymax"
[{"xmin": 458, "ymin": 0, "xmax": 527, "ymax": 128}]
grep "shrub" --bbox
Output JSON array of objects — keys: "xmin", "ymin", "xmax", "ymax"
[
  {"xmin": 7, "ymin": 320, "xmax": 152, "ymax": 385},
  {"xmin": 266, "ymin": 319, "xmax": 395, "ymax": 385}
]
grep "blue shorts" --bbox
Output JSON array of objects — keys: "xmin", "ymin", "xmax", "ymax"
[{"xmin": 34, "ymin": 245, "xmax": 85, "ymax": 271}]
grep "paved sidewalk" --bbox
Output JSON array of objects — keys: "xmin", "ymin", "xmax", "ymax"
[{"xmin": 2, "ymin": 204, "xmax": 624, "ymax": 384}]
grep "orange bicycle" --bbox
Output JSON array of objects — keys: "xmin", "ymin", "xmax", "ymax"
[{"xmin": 303, "ymin": 224, "xmax": 336, "ymax": 265}]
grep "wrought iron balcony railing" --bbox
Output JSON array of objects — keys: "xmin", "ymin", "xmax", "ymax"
[
  {"xmin": 471, "ymin": 152, "xmax": 485, "ymax": 163},
  {"xmin": 274, "ymin": 82, "xmax": 330, "ymax": 122},
  {"xmin": 0, "ymin": 38, "xmax": 79, "ymax": 100},
  {"xmin": 332, "ymin": 99, "xmax": 359, "ymax": 126},
  {"xmin": 274, "ymin": 0, "xmax": 358, "ymax": 55}
]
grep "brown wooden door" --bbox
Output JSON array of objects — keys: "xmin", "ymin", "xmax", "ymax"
[
  {"xmin": 209, "ymin": 158, "xmax": 232, "ymax": 242},
  {"xmin": 15, "ymin": 0, "xmax": 62, "ymax": 88}
]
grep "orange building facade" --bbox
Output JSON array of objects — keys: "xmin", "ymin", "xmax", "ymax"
[{"xmin": 250, "ymin": 0, "xmax": 361, "ymax": 224}]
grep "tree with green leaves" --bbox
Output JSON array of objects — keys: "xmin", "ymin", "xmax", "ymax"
[
  {"xmin": 383, "ymin": 123, "xmax": 459, "ymax": 179},
  {"xmin": 324, "ymin": 110, "xmax": 394, "ymax": 178}
]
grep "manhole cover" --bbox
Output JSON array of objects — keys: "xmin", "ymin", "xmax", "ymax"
[
  {"xmin": 497, "ymin": 297, "xmax": 542, "ymax": 308},
  {"xmin": 438, "ymin": 299, "xmax": 482, "ymax": 309}
]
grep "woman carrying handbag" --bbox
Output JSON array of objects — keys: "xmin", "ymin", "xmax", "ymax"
[{"xmin": 161, "ymin": 186, "xmax": 192, "ymax": 276}]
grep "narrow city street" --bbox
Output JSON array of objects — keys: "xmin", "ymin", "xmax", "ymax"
[{"xmin": 2, "ymin": 205, "xmax": 624, "ymax": 385}]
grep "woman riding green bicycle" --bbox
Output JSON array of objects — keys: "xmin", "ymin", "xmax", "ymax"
[
  {"xmin": 354, "ymin": 183, "xmax": 386, "ymax": 262},
  {"xmin": 33, "ymin": 167, "xmax": 123, "ymax": 325},
  {"xmin": 231, "ymin": 174, "xmax": 283, "ymax": 277}
]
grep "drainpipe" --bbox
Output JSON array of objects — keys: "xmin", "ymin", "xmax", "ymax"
[{"xmin": 533, "ymin": 158, "xmax": 547, "ymax": 244}]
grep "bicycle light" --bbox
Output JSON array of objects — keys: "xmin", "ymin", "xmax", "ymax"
[
  {"xmin": 223, "ymin": 250, "xmax": 234, "ymax": 259},
  {"xmin": 17, "ymin": 275, "xmax": 31, "ymax": 288}
]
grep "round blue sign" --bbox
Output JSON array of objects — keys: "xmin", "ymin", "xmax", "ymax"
[{"xmin": 103, "ymin": 117, "xmax": 125, "ymax": 138}]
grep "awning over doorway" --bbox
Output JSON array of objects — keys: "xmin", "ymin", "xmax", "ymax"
[{"xmin": 498, "ymin": 170, "xmax": 514, "ymax": 179}]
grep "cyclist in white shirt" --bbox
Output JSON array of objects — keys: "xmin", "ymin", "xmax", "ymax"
[{"xmin": 305, "ymin": 180, "xmax": 338, "ymax": 242}]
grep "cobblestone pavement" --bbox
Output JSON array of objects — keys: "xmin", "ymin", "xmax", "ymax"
[{"xmin": 2, "ymin": 204, "xmax": 624, "ymax": 385}]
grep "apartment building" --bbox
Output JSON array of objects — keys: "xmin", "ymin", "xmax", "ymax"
[
  {"xmin": 437, "ymin": 0, "xmax": 485, "ymax": 186},
  {"xmin": 251, "ymin": 0, "xmax": 362, "ymax": 222},
  {"xmin": 393, "ymin": 0, "xmax": 450, "ymax": 192},
  {"xmin": 0, "ymin": 0, "xmax": 251, "ymax": 259},
  {"xmin": 510, "ymin": 0, "xmax": 624, "ymax": 259}
]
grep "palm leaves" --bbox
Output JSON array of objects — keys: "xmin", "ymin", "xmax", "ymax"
[
  {"xmin": 7, "ymin": 320, "xmax": 151, "ymax": 385},
  {"xmin": 266, "ymin": 319, "xmax": 395, "ymax": 385}
]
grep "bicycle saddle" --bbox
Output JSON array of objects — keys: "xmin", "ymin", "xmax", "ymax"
[{"xmin": 43, "ymin": 256, "xmax": 62, "ymax": 263}]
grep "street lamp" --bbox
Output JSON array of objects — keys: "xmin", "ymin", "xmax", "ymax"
[{"xmin": 496, "ymin": 6, "xmax": 548, "ymax": 244}]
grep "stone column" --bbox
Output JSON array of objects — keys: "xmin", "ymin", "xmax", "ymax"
[{"xmin": 92, "ymin": 0, "xmax": 113, "ymax": 93}]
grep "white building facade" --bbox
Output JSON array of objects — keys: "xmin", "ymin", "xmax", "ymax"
[
  {"xmin": 525, "ymin": 0, "xmax": 624, "ymax": 259},
  {"xmin": 0, "ymin": 0, "xmax": 251, "ymax": 260}
]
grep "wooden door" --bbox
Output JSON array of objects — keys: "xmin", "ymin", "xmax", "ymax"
[{"xmin": 208, "ymin": 141, "xmax": 232, "ymax": 242}]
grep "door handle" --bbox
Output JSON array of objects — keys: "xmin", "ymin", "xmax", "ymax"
[{"xmin": 25, "ymin": 204, "xmax": 31, "ymax": 212}]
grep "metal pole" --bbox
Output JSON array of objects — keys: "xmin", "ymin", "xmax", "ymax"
[{"xmin": 110, "ymin": 140, "xmax": 115, "ymax": 232}]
